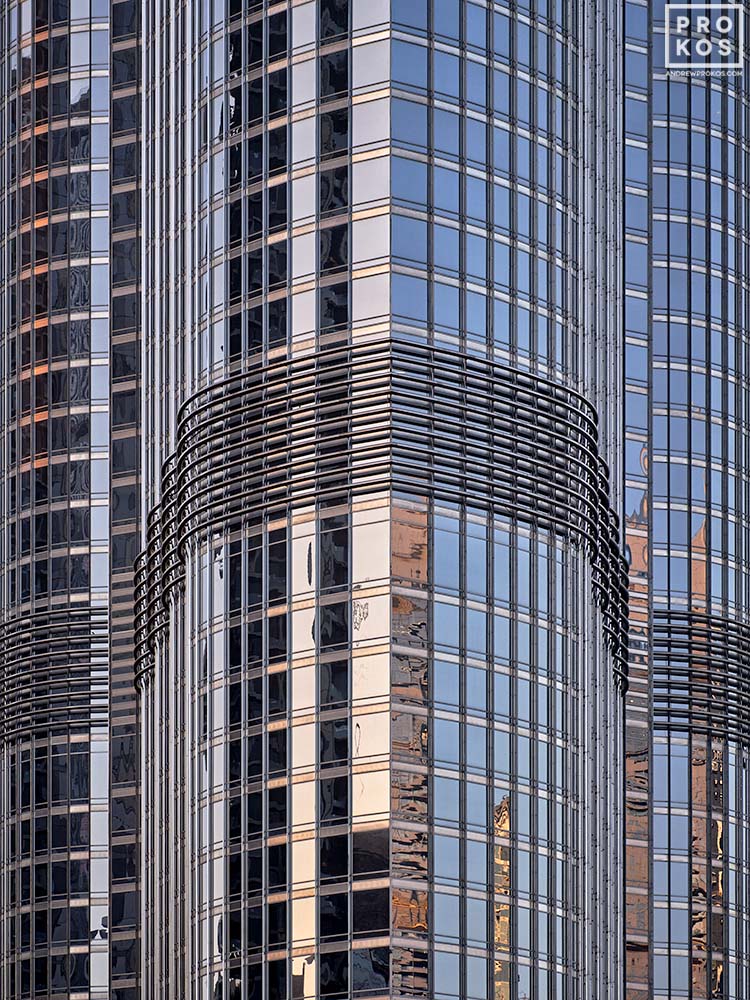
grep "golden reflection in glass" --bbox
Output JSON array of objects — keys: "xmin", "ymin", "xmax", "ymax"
[
  {"xmin": 690, "ymin": 514, "xmax": 707, "ymax": 609},
  {"xmin": 711, "ymin": 747, "xmax": 724, "ymax": 808},
  {"xmin": 692, "ymin": 908, "xmax": 707, "ymax": 951},
  {"xmin": 392, "ymin": 887, "xmax": 428, "ymax": 934},
  {"xmin": 692, "ymin": 741, "xmax": 708, "ymax": 807},
  {"xmin": 392, "ymin": 827, "xmax": 427, "ymax": 877},
  {"xmin": 392, "ymin": 770, "xmax": 428, "ymax": 821},
  {"xmin": 494, "ymin": 958, "xmax": 511, "ymax": 1000},
  {"xmin": 392, "ymin": 592, "xmax": 428, "ymax": 647},
  {"xmin": 692, "ymin": 815, "xmax": 707, "ymax": 856},
  {"xmin": 494, "ymin": 795, "xmax": 511, "ymax": 951},
  {"xmin": 692, "ymin": 955, "xmax": 708, "ymax": 999},
  {"xmin": 691, "ymin": 864, "xmax": 707, "ymax": 905},
  {"xmin": 391, "ymin": 502, "xmax": 428, "ymax": 585},
  {"xmin": 710, "ymin": 818, "xmax": 724, "ymax": 860},
  {"xmin": 391, "ymin": 710, "xmax": 428, "ymax": 764},
  {"xmin": 392, "ymin": 946, "xmax": 429, "ymax": 995},
  {"xmin": 391, "ymin": 652, "xmax": 428, "ymax": 704},
  {"xmin": 710, "ymin": 866, "xmax": 723, "ymax": 905},
  {"xmin": 710, "ymin": 912, "xmax": 724, "ymax": 952},
  {"xmin": 711, "ymin": 959, "xmax": 724, "ymax": 998}
]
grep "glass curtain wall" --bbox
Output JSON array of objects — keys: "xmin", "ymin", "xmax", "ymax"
[
  {"xmin": 0, "ymin": 1, "xmax": 141, "ymax": 998},
  {"xmin": 623, "ymin": 6, "xmax": 750, "ymax": 1000},
  {"xmin": 138, "ymin": 2, "xmax": 627, "ymax": 1000}
]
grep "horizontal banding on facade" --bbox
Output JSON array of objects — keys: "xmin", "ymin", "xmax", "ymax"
[
  {"xmin": 653, "ymin": 610, "xmax": 750, "ymax": 742},
  {"xmin": 1, "ymin": 607, "xmax": 109, "ymax": 740},
  {"xmin": 135, "ymin": 339, "xmax": 628, "ymax": 686}
]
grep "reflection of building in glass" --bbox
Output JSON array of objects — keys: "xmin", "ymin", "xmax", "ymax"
[
  {"xmin": 0, "ymin": 1, "xmax": 141, "ymax": 997},
  {"xmin": 137, "ymin": 2, "xmax": 627, "ymax": 998},
  {"xmin": 493, "ymin": 796, "xmax": 511, "ymax": 1000},
  {"xmin": 623, "ymin": 8, "xmax": 750, "ymax": 1000}
]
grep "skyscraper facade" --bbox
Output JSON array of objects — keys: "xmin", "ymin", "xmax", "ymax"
[
  {"xmin": 623, "ymin": 5, "xmax": 750, "ymax": 999},
  {"xmin": 137, "ymin": 3, "xmax": 628, "ymax": 1000},
  {"xmin": 0, "ymin": 1, "xmax": 141, "ymax": 998}
]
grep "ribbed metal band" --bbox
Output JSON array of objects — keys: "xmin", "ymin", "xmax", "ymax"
[
  {"xmin": 1, "ymin": 606, "xmax": 109, "ymax": 740},
  {"xmin": 653, "ymin": 610, "xmax": 750, "ymax": 742},
  {"xmin": 135, "ymin": 339, "xmax": 628, "ymax": 685}
]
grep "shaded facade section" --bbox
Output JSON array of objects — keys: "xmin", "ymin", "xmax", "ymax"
[
  {"xmin": 0, "ymin": 1, "xmax": 141, "ymax": 998},
  {"xmin": 108, "ymin": 0, "xmax": 142, "ymax": 995},
  {"xmin": 623, "ymin": 5, "xmax": 750, "ymax": 999}
]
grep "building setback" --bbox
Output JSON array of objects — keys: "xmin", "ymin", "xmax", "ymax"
[{"xmin": 136, "ymin": 1, "xmax": 627, "ymax": 999}]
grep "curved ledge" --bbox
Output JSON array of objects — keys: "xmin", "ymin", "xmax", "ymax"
[
  {"xmin": 136, "ymin": 340, "xmax": 628, "ymax": 687},
  {"xmin": 1, "ymin": 606, "xmax": 109, "ymax": 741},
  {"xmin": 653, "ymin": 610, "xmax": 750, "ymax": 742}
]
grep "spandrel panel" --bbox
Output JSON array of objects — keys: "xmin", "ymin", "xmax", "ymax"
[
  {"xmin": 292, "ymin": 608, "xmax": 316, "ymax": 657},
  {"xmin": 292, "ymin": 722, "xmax": 316, "ymax": 774},
  {"xmin": 351, "ymin": 272, "xmax": 390, "ymax": 323},
  {"xmin": 292, "ymin": 779, "xmax": 315, "ymax": 833},
  {"xmin": 291, "ymin": 896, "xmax": 316, "ymax": 949},
  {"xmin": 351, "ymin": 593, "xmax": 388, "ymax": 646},
  {"xmin": 352, "ymin": 768, "xmax": 389, "ymax": 820},
  {"xmin": 353, "ymin": 524, "xmax": 390, "ymax": 590},
  {"xmin": 351, "ymin": 651, "xmax": 389, "ymax": 703},
  {"xmin": 292, "ymin": 665, "xmax": 316, "ymax": 714},
  {"xmin": 292, "ymin": 838, "xmax": 315, "ymax": 890}
]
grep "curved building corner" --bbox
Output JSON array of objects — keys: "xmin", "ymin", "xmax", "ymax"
[{"xmin": 137, "ymin": 1, "xmax": 627, "ymax": 999}]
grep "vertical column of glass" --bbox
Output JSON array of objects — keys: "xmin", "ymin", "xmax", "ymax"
[
  {"xmin": 287, "ymin": 2, "xmax": 393, "ymax": 997},
  {"xmin": 0, "ymin": 1, "xmax": 113, "ymax": 998},
  {"xmin": 585, "ymin": 0, "xmax": 626, "ymax": 991},
  {"xmin": 139, "ymin": 0, "xmax": 156, "ymax": 993},
  {"xmin": 420, "ymin": 506, "xmax": 602, "ymax": 1000},
  {"xmin": 387, "ymin": 1, "xmax": 624, "ymax": 999},
  {"xmin": 650, "ymin": 64, "xmax": 750, "ymax": 1000},
  {"xmin": 185, "ymin": 1, "xmax": 380, "ymax": 996},
  {"xmin": 141, "ymin": 4, "xmax": 625, "ymax": 1000},
  {"xmin": 140, "ymin": 0, "xmax": 189, "ymax": 993},
  {"xmin": 109, "ymin": 1, "xmax": 142, "ymax": 998},
  {"xmin": 624, "ymin": 6, "xmax": 750, "ymax": 1000},
  {"xmin": 622, "ymin": 2, "xmax": 652, "ymax": 995}
]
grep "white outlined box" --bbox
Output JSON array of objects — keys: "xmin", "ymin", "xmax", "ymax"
[{"xmin": 665, "ymin": 4, "xmax": 744, "ymax": 68}]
